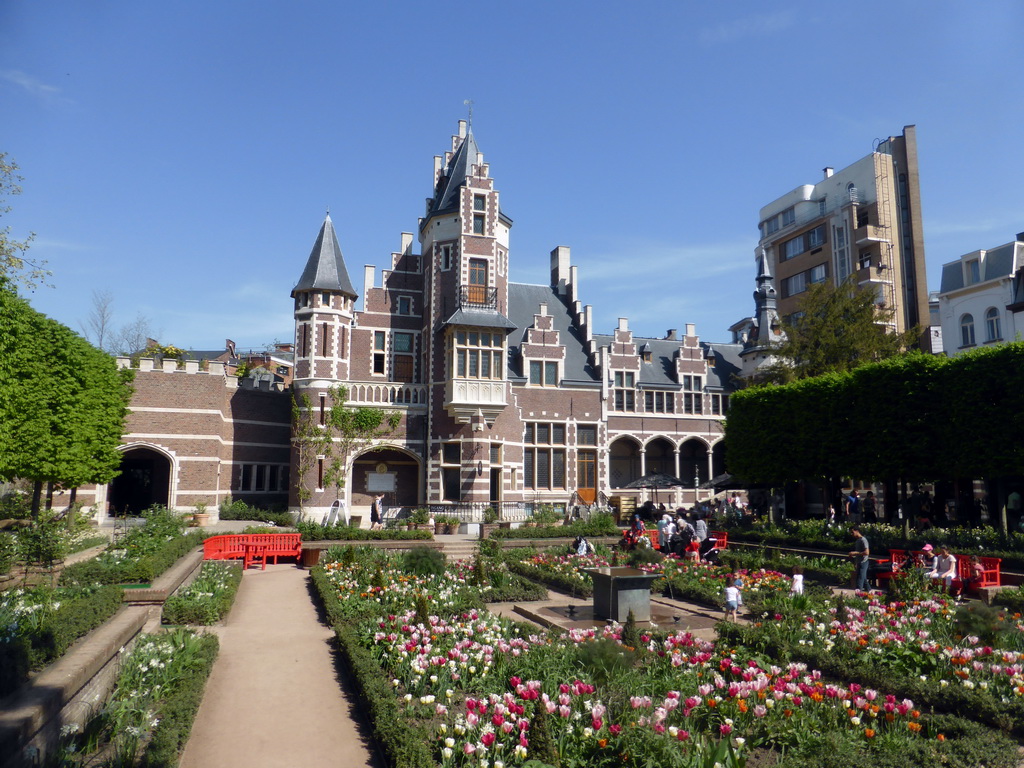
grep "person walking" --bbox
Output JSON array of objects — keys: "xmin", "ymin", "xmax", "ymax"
[
  {"xmin": 370, "ymin": 493, "xmax": 384, "ymax": 530},
  {"xmin": 724, "ymin": 577, "xmax": 741, "ymax": 622},
  {"xmin": 848, "ymin": 528, "xmax": 870, "ymax": 592}
]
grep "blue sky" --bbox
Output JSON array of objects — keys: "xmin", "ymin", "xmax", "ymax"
[{"xmin": 3, "ymin": 1, "xmax": 1023, "ymax": 354}]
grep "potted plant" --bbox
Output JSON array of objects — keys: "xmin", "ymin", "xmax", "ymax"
[
  {"xmin": 192, "ymin": 502, "xmax": 210, "ymax": 528},
  {"xmin": 434, "ymin": 514, "xmax": 448, "ymax": 535},
  {"xmin": 411, "ymin": 507, "xmax": 431, "ymax": 531},
  {"xmin": 479, "ymin": 507, "xmax": 499, "ymax": 540},
  {"xmin": 445, "ymin": 516, "xmax": 460, "ymax": 535}
]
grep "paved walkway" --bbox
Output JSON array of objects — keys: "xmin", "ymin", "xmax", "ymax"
[{"xmin": 179, "ymin": 564, "xmax": 381, "ymax": 768}]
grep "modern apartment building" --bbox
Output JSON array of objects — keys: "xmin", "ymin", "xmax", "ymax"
[{"xmin": 755, "ymin": 126, "xmax": 929, "ymax": 339}]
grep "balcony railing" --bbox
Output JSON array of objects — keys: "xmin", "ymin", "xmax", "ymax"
[
  {"xmin": 459, "ymin": 285, "xmax": 498, "ymax": 309},
  {"xmin": 345, "ymin": 381, "xmax": 427, "ymax": 406}
]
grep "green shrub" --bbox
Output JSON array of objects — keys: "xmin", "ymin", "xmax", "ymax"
[
  {"xmin": 218, "ymin": 498, "xmax": 293, "ymax": 527},
  {"xmin": 0, "ymin": 584, "xmax": 123, "ymax": 698},
  {"xmin": 0, "ymin": 531, "xmax": 15, "ymax": 575},
  {"xmin": 295, "ymin": 520, "xmax": 431, "ymax": 541},
  {"xmin": 627, "ymin": 546, "xmax": 663, "ymax": 568},
  {"xmin": 401, "ymin": 546, "xmax": 446, "ymax": 577}
]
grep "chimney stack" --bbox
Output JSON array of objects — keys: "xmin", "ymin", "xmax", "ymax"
[
  {"xmin": 665, "ymin": 329, "xmax": 677, "ymax": 340},
  {"xmin": 823, "ymin": 167, "xmax": 834, "ymax": 178}
]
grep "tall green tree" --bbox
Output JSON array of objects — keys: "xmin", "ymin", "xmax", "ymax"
[
  {"xmin": 0, "ymin": 153, "xmax": 49, "ymax": 291},
  {"xmin": 760, "ymin": 277, "xmax": 920, "ymax": 384},
  {"xmin": 0, "ymin": 286, "xmax": 134, "ymax": 514}
]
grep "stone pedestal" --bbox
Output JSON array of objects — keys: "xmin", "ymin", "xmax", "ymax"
[{"xmin": 583, "ymin": 567, "xmax": 659, "ymax": 622}]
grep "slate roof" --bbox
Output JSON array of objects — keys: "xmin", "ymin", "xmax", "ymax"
[
  {"xmin": 293, "ymin": 214, "xmax": 357, "ymax": 297},
  {"xmin": 939, "ymin": 262, "xmax": 964, "ymax": 293},
  {"xmin": 429, "ymin": 132, "xmax": 481, "ymax": 218},
  {"xmin": 506, "ymin": 283, "xmax": 599, "ymax": 384},
  {"xmin": 443, "ymin": 307, "xmax": 517, "ymax": 330}
]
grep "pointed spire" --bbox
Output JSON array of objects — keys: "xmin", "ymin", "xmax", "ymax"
[
  {"xmin": 292, "ymin": 214, "xmax": 357, "ymax": 298},
  {"xmin": 429, "ymin": 131, "xmax": 482, "ymax": 217}
]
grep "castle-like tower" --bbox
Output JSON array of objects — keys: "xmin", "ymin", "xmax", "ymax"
[{"xmin": 284, "ymin": 120, "xmax": 735, "ymax": 521}]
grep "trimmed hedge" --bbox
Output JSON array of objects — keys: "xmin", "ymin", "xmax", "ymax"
[
  {"xmin": 59, "ymin": 531, "xmax": 205, "ymax": 587},
  {"xmin": 296, "ymin": 521, "xmax": 432, "ymax": 542},
  {"xmin": 218, "ymin": 500, "xmax": 293, "ymax": 528},
  {"xmin": 490, "ymin": 515, "xmax": 620, "ymax": 540},
  {"xmin": 0, "ymin": 585, "xmax": 124, "ymax": 698},
  {"xmin": 140, "ymin": 632, "xmax": 220, "ymax": 768},
  {"xmin": 310, "ymin": 566, "xmax": 435, "ymax": 768}
]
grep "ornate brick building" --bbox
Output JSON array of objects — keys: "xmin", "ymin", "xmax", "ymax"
[{"xmin": 81, "ymin": 122, "xmax": 742, "ymax": 523}]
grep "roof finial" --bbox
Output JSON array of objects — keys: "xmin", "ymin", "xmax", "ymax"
[{"xmin": 463, "ymin": 98, "xmax": 474, "ymax": 131}]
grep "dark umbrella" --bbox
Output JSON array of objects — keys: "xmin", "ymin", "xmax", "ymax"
[{"xmin": 623, "ymin": 472, "xmax": 685, "ymax": 512}]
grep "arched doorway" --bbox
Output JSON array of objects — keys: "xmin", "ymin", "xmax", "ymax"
[
  {"xmin": 609, "ymin": 437, "xmax": 641, "ymax": 488},
  {"xmin": 350, "ymin": 447, "xmax": 421, "ymax": 509},
  {"xmin": 108, "ymin": 446, "xmax": 172, "ymax": 515},
  {"xmin": 644, "ymin": 437, "xmax": 675, "ymax": 477},
  {"xmin": 711, "ymin": 440, "xmax": 726, "ymax": 479},
  {"xmin": 679, "ymin": 439, "xmax": 709, "ymax": 489}
]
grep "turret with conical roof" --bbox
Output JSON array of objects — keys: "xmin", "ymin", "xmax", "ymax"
[
  {"xmin": 293, "ymin": 214, "xmax": 357, "ymax": 298},
  {"xmin": 292, "ymin": 214, "xmax": 357, "ymax": 384}
]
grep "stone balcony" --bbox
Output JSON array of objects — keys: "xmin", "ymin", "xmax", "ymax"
[{"xmin": 444, "ymin": 378, "xmax": 507, "ymax": 424}]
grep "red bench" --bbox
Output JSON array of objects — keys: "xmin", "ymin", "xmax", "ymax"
[
  {"xmin": 203, "ymin": 534, "xmax": 302, "ymax": 568},
  {"xmin": 708, "ymin": 531, "xmax": 728, "ymax": 550},
  {"xmin": 876, "ymin": 548, "xmax": 1001, "ymax": 595}
]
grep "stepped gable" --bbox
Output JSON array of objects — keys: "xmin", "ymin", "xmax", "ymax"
[
  {"xmin": 506, "ymin": 283, "xmax": 598, "ymax": 384},
  {"xmin": 292, "ymin": 214, "xmax": 356, "ymax": 298}
]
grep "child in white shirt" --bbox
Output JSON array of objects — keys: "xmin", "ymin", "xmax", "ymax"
[
  {"xmin": 791, "ymin": 565, "xmax": 804, "ymax": 595},
  {"xmin": 724, "ymin": 577, "xmax": 741, "ymax": 621}
]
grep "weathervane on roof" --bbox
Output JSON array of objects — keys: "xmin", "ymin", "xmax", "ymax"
[{"xmin": 464, "ymin": 99, "xmax": 474, "ymax": 130}]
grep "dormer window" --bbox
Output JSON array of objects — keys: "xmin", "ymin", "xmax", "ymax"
[{"xmin": 639, "ymin": 343, "xmax": 652, "ymax": 363}]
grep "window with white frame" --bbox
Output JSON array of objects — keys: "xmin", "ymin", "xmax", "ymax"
[
  {"xmin": 612, "ymin": 371, "xmax": 636, "ymax": 411},
  {"xmin": 393, "ymin": 332, "xmax": 415, "ymax": 382},
  {"xmin": 441, "ymin": 244, "xmax": 454, "ymax": 271},
  {"xmin": 807, "ymin": 225, "xmax": 825, "ymax": 249},
  {"xmin": 710, "ymin": 393, "xmax": 729, "ymax": 415},
  {"xmin": 644, "ymin": 390, "xmax": 675, "ymax": 413},
  {"xmin": 452, "ymin": 329, "xmax": 503, "ymax": 380},
  {"xmin": 809, "ymin": 263, "xmax": 827, "ymax": 284},
  {"xmin": 784, "ymin": 272, "xmax": 807, "ymax": 297},
  {"xmin": 529, "ymin": 360, "xmax": 559, "ymax": 386},
  {"xmin": 960, "ymin": 314, "xmax": 976, "ymax": 347},
  {"xmin": 682, "ymin": 375, "xmax": 703, "ymax": 414},
  {"xmin": 967, "ymin": 259, "xmax": 981, "ymax": 285},
  {"xmin": 472, "ymin": 195, "xmax": 486, "ymax": 235},
  {"xmin": 373, "ymin": 331, "xmax": 386, "ymax": 374},
  {"xmin": 781, "ymin": 207, "xmax": 795, "ymax": 226},
  {"xmin": 783, "ymin": 237, "xmax": 803, "ymax": 260},
  {"xmin": 985, "ymin": 307, "xmax": 1001, "ymax": 342},
  {"xmin": 523, "ymin": 422, "xmax": 566, "ymax": 490},
  {"xmin": 397, "ymin": 295, "xmax": 412, "ymax": 315}
]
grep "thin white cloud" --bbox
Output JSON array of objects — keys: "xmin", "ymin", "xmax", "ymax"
[
  {"xmin": 699, "ymin": 10, "xmax": 797, "ymax": 45},
  {"xmin": 0, "ymin": 69, "xmax": 68, "ymax": 104},
  {"xmin": 582, "ymin": 239, "xmax": 752, "ymax": 285},
  {"xmin": 925, "ymin": 218, "xmax": 1006, "ymax": 237}
]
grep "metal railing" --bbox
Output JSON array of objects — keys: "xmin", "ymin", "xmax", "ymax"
[{"xmin": 458, "ymin": 285, "xmax": 498, "ymax": 310}]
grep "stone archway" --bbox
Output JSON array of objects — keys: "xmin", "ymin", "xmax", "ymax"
[
  {"xmin": 609, "ymin": 437, "xmax": 642, "ymax": 489},
  {"xmin": 644, "ymin": 437, "xmax": 675, "ymax": 477},
  {"xmin": 108, "ymin": 446, "xmax": 172, "ymax": 515},
  {"xmin": 350, "ymin": 447, "xmax": 421, "ymax": 509},
  {"xmin": 679, "ymin": 439, "xmax": 710, "ymax": 489}
]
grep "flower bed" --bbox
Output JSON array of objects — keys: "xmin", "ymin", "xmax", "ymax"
[
  {"xmin": 59, "ymin": 507, "xmax": 205, "ymax": 587},
  {"xmin": 162, "ymin": 561, "xmax": 243, "ymax": 625},
  {"xmin": 489, "ymin": 514, "xmax": 620, "ymax": 540},
  {"xmin": 722, "ymin": 591, "xmax": 1024, "ymax": 736},
  {"xmin": 504, "ymin": 549, "xmax": 615, "ymax": 597},
  {"xmin": 56, "ymin": 629, "xmax": 219, "ymax": 766},
  {"xmin": 0, "ymin": 584, "xmax": 124, "ymax": 698},
  {"xmin": 309, "ymin": 545, "xmax": 1018, "ymax": 767}
]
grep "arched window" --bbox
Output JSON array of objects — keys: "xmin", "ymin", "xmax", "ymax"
[
  {"xmin": 960, "ymin": 314, "xmax": 976, "ymax": 347},
  {"xmin": 985, "ymin": 307, "xmax": 1002, "ymax": 342}
]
